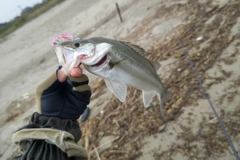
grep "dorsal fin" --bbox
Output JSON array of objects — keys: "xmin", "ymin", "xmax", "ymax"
[
  {"xmin": 120, "ymin": 41, "xmax": 161, "ymax": 70},
  {"xmin": 120, "ymin": 41, "xmax": 146, "ymax": 56}
]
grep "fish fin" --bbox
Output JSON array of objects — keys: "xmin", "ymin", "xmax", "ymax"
[
  {"xmin": 104, "ymin": 79, "xmax": 127, "ymax": 102},
  {"xmin": 157, "ymin": 90, "xmax": 171, "ymax": 117},
  {"xmin": 120, "ymin": 41, "xmax": 146, "ymax": 56},
  {"xmin": 121, "ymin": 41, "xmax": 161, "ymax": 70},
  {"xmin": 150, "ymin": 61, "xmax": 161, "ymax": 71},
  {"xmin": 142, "ymin": 91, "xmax": 155, "ymax": 107},
  {"xmin": 108, "ymin": 59, "xmax": 124, "ymax": 69}
]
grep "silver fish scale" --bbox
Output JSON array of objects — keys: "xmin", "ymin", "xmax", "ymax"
[{"xmin": 83, "ymin": 37, "xmax": 165, "ymax": 92}]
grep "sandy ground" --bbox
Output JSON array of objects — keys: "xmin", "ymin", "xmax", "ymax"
[{"xmin": 0, "ymin": 0, "xmax": 240, "ymax": 159}]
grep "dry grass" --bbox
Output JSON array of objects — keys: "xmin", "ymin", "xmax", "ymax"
[{"xmin": 78, "ymin": 0, "xmax": 240, "ymax": 159}]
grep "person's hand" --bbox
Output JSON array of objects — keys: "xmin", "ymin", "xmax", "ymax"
[{"xmin": 57, "ymin": 67, "xmax": 83, "ymax": 82}]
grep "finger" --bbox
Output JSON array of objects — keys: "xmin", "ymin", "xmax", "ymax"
[
  {"xmin": 57, "ymin": 68, "xmax": 68, "ymax": 82},
  {"xmin": 70, "ymin": 67, "xmax": 83, "ymax": 77}
]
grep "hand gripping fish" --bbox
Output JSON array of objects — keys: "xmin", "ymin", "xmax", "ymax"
[{"xmin": 52, "ymin": 36, "xmax": 171, "ymax": 116}]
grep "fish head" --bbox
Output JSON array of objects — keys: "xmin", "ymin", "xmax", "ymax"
[{"xmin": 60, "ymin": 38, "xmax": 112, "ymax": 66}]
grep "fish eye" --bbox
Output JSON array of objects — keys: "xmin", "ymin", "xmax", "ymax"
[
  {"xmin": 73, "ymin": 42, "xmax": 81, "ymax": 48},
  {"xmin": 75, "ymin": 43, "xmax": 80, "ymax": 47}
]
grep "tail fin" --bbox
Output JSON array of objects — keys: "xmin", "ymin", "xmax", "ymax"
[
  {"xmin": 158, "ymin": 90, "xmax": 171, "ymax": 116},
  {"xmin": 143, "ymin": 91, "xmax": 155, "ymax": 107}
]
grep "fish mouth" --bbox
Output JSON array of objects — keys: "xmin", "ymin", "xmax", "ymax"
[
  {"xmin": 77, "ymin": 54, "xmax": 89, "ymax": 59},
  {"xmin": 90, "ymin": 54, "xmax": 108, "ymax": 67}
]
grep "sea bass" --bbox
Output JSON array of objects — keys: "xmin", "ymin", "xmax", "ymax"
[{"xmin": 53, "ymin": 37, "xmax": 171, "ymax": 115}]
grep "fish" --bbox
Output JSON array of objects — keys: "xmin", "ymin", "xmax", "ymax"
[{"xmin": 53, "ymin": 36, "xmax": 171, "ymax": 115}]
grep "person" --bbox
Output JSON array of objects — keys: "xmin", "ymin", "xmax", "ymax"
[{"xmin": 12, "ymin": 65, "xmax": 91, "ymax": 160}]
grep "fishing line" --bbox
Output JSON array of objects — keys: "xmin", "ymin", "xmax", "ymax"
[{"xmin": 168, "ymin": 19, "xmax": 240, "ymax": 160}]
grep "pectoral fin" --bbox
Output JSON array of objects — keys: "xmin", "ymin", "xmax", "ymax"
[
  {"xmin": 143, "ymin": 91, "xmax": 155, "ymax": 107},
  {"xmin": 104, "ymin": 79, "xmax": 127, "ymax": 102}
]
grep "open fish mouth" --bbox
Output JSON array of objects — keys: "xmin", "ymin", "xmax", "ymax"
[
  {"xmin": 88, "ymin": 54, "xmax": 108, "ymax": 67},
  {"xmin": 74, "ymin": 43, "xmax": 112, "ymax": 66}
]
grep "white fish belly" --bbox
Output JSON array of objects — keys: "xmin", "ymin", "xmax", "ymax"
[{"xmin": 97, "ymin": 61, "xmax": 164, "ymax": 94}]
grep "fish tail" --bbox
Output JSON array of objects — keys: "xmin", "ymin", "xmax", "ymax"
[
  {"xmin": 143, "ymin": 89, "xmax": 171, "ymax": 116},
  {"xmin": 158, "ymin": 90, "xmax": 171, "ymax": 117},
  {"xmin": 142, "ymin": 91, "xmax": 155, "ymax": 107}
]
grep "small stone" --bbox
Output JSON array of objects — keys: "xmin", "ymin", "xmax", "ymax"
[
  {"xmin": 23, "ymin": 93, "xmax": 30, "ymax": 99},
  {"xmin": 208, "ymin": 117, "xmax": 217, "ymax": 124},
  {"xmin": 159, "ymin": 124, "xmax": 167, "ymax": 133},
  {"xmin": 178, "ymin": 68, "xmax": 183, "ymax": 72},
  {"xmin": 16, "ymin": 103, "xmax": 21, "ymax": 108},
  {"xmin": 196, "ymin": 36, "xmax": 203, "ymax": 41},
  {"xmin": 202, "ymin": 116, "xmax": 206, "ymax": 121}
]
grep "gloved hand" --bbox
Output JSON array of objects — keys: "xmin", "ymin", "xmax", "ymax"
[{"xmin": 36, "ymin": 66, "xmax": 91, "ymax": 120}]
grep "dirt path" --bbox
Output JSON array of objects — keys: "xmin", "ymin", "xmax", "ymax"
[{"xmin": 0, "ymin": 0, "xmax": 240, "ymax": 160}]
